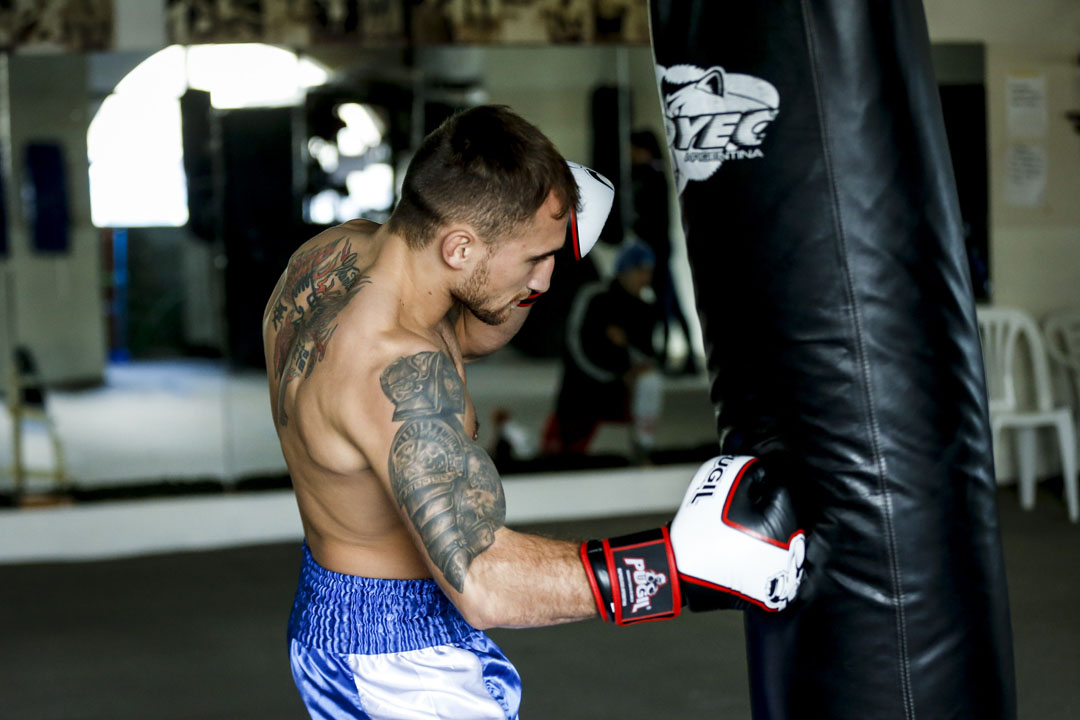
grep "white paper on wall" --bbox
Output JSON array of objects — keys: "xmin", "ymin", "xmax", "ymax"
[
  {"xmin": 1004, "ymin": 142, "xmax": 1047, "ymax": 208},
  {"xmin": 1006, "ymin": 74, "xmax": 1048, "ymax": 138}
]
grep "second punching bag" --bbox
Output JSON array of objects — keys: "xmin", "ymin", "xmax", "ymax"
[{"xmin": 647, "ymin": 2, "xmax": 1016, "ymax": 719}]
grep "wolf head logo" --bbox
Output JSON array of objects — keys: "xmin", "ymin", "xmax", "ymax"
[{"xmin": 657, "ymin": 64, "xmax": 780, "ymax": 192}]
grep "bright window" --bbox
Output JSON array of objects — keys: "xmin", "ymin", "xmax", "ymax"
[
  {"xmin": 88, "ymin": 44, "xmax": 329, "ymax": 228},
  {"xmin": 305, "ymin": 102, "xmax": 395, "ymax": 224}
]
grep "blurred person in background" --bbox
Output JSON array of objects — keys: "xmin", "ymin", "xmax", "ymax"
[{"xmin": 542, "ymin": 240, "xmax": 663, "ymax": 463}]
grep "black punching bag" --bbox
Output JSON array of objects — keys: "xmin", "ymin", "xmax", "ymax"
[{"xmin": 647, "ymin": 2, "xmax": 1016, "ymax": 719}]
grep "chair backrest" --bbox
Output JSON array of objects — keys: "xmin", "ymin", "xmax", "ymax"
[
  {"xmin": 1044, "ymin": 307, "xmax": 1080, "ymax": 372},
  {"xmin": 1044, "ymin": 306, "xmax": 1080, "ymax": 410},
  {"xmin": 976, "ymin": 306, "xmax": 1056, "ymax": 414}
]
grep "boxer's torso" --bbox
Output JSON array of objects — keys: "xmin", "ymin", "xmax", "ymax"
[{"xmin": 262, "ymin": 219, "xmax": 478, "ymax": 580}]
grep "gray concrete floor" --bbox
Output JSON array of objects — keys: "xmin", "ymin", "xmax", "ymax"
[
  {"xmin": 2, "ymin": 486, "xmax": 1078, "ymax": 720},
  {"xmin": 3, "ymin": 358, "xmax": 1078, "ymax": 718}
]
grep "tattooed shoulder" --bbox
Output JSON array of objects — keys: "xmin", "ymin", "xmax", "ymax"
[
  {"xmin": 272, "ymin": 236, "xmax": 372, "ymax": 426},
  {"xmin": 379, "ymin": 351, "xmax": 505, "ymax": 592}
]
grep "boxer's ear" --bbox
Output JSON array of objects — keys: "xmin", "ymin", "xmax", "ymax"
[{"xmin": 439, "ymin": 227, "xmax": 479, "ymax": 270}]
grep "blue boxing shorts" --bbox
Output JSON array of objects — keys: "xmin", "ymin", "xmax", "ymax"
[{"xmin": 288, "ymin": 543, "xmax": 522, "ymax": 720}]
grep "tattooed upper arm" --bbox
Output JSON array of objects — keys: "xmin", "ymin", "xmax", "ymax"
[{"xmin": 379, "ymin": 351, "xmax": 506, "ymax": 592}]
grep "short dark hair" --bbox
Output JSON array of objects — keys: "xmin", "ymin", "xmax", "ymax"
[{"xmin": 386, "ymin": 105, "xmax": 579, "ymax": 249}]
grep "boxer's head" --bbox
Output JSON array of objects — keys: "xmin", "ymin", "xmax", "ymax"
[
  {"xmin": 450, "ymin": 189, "xmax": 567, "ymax": 326},
  {"xmin": 389, "ymin": 105, "xmax": 579, "ymax": 326},
  {"xmin": 386, "ymin": 105, "xmax": 579, "ymax": 250}
]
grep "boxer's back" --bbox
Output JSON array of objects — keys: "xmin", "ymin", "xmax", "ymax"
[{"xmin": 262, "ymin": 220, "xmax": 440, "ymax": 580}]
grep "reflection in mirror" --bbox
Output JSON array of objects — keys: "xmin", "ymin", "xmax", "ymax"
[
  {"xmin": 0, "ymin": 39, "xmax": 992, "ymax": 509},
  {"xmin": 1, "ymin": 45, "xmax": 706, "ymax": 511},
  {"xmin": 0, "ymin": 38, "xmax": 993, "ymax": 507}
]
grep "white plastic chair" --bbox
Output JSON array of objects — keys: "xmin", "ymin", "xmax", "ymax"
[
  {"xmin": 976, "ymin": 306, "xmax": 1077, "ymax": 522},
  {"xmin": 1044, "ymin": 305, "xmax": 1080, "ymax": 469},
  {"xmin": 1044, "ymin": 307, "xmax": 1080, "ymax": 412}
]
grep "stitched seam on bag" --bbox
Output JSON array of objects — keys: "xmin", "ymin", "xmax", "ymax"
[{"xmin": 800, "ymin": 2, "xmax": 915, "ymax": 717}]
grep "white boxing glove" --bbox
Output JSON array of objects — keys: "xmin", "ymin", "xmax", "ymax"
[
  {"xmin": 670, "ymin": 455, "xmax": 806, "ymax": 613},
  {"xmin": 566, "ymin": 160, "xmax": 614, "ymax": 260},
  {"xmin": 580, "ymin": 455, "xmax": 807, "ymax": 625},
  {"xmin": 519, "ymin": 161, "xmax": 614, "ymax": 307}
]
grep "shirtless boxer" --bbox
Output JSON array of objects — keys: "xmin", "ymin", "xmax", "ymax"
[{"xmin": 263, "ymin": 105, "xmax": 805, "ymax": 719}]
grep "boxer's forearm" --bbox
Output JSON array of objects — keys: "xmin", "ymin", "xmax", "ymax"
[{"xmin": 456, "ymin": 528, "xmax": 598, "ymax": 629}]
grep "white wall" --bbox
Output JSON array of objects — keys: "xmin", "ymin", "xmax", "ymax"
[
  {"xmin": 985, "ymin": 45, "xmax": 1079, "ymax": 318},
  {"xmin": 924, "ymin": 0, "xmax": 1080, "ymax": 47},
  {"xmin": 1, "ymin": 54, "xmax": 106, "ymax": 386},
  {"xmin": 926, "ymin": 0, "xmax": 1080, "ymax": 318}
]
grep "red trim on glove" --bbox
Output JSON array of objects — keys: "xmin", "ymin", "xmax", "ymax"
[
  {"xmin": 720, "ymin": 458, "xmax": 805, "ymax": 550},
  {"xmin": 611, "ymin": 528, "xmax": 683, "ymax": 625},
  {"xmin": 604, "ymin": 534, "xmax": 680, "ymax": 625},
  {"xmin": 678, "ymin": 573, "xmax": 774, "ymax": 613},
  {"xmin": 570, "ymin": 208, "xmax": 582, "ymax": 260},
  {"xmin": 660, "ymin": 525, "xmax": 682, "ymax": 612}
]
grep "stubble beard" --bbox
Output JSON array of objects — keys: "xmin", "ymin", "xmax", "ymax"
[{"xmin": 453, "ymin": 252, "xmax": 512, "ymax": 327}]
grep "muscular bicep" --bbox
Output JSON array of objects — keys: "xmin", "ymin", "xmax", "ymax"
[{"xmin": 376, "ymin": 350, "xmax": 506, "ymax": 592}]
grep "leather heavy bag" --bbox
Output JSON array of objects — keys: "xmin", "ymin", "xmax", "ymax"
[{"xmin": 647, "ymin": 2, "xmax": 1016, "ymax": 718}]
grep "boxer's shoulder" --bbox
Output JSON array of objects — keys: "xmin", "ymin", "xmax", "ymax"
[
  {"xmin": 323, "ymin": 327, "xmax": 453, "ymax": 427},
  {"xmin": 300, "ymin": 217, "xmax": 381, "ymax": 256}
]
